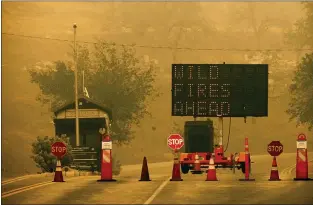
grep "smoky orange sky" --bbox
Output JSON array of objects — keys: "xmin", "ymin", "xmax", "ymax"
[{"xmin": 2, "ymin": 2, "xmax": 312, "ymax": 177}]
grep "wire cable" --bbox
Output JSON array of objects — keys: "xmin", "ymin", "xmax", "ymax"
[
  {"xmin": 224, "ymin": 117, "xmax": 231, "ymax": 152},
  {"xmin": 221, "ymin": 117, "xmax": 224, "ymax": 143},
  {"xmin": 2, "ymin": 32, "xmax": 313, "ymax": 52}
]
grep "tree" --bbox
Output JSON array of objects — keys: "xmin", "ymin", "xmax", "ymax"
[
  {"xmin": 287, "ymin": 52, "xmax": 313, "ymax": 130},
  {"xmin": 286, "ymin": 3, "xmax": 313, "ymax": 129},
  {"xmin": 228, "ymin": 2, "xmax": 293, "ymax": 49},
  {"xmin": 285, "ymin": 2, "xmax": 313, "ymax": 48},
  {"xmin": 112, "ymin": 154, "xmax": 122, "ymax": 176},
  {"xmin": 101, "ymin": 2, "xmax": 218, "ymax": 63},
  {"xmin": 30, "ymin": 135, "xmax": 73, "ymax": 173},
  {"xmin": 172, "ymin": 121, "xmax": 184, "ymax": 136},
  {"xmin": 285, "ymin": 2, "xmax": 313, "ymax": 59},
  {"xmin": 28, "ymin": 41, "xmax": 159, "ymax": 145},
  {"xmin": 231, "ymin": 3, "xmax": 269, "ymax": 49}
]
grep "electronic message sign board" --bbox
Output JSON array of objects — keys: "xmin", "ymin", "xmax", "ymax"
[{"xmin": 171, "ymin": 64, "xmax": 268, "ymax": 117}]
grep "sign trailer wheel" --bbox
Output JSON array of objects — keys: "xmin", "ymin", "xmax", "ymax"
[{"xmin": 181, "ymin": 164, "xmax": 190, "ymax": 174}]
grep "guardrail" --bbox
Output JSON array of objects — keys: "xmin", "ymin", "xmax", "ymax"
[{"xmin": 73, "ymin": 159, "xmax": 97, "ymax": 161}]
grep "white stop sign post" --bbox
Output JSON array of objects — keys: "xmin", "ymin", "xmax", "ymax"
[{"xmin": 167, "ymin": 134, "xmax": 184, "ymax": 151}]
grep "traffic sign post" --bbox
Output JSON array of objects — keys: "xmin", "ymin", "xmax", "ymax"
[
  {"xmin": 51, "ymin": 141, "xmax": 67, "ymax": 159},
  {"xmin": 167, "ymin": 134, "xmax": 184, "ymax": 151},
  {"xmin": 267, "ymin": 141, "xmax": 283, "ymax": 157},
  {"xmin": 168, "ymin": 134, "xmax": 184, "ymax": 181},
  {"xmin": 267, "ymin": 141, "xmax": 283, "ymax": 181},
  {"xmin": 51, "ymin": 141, "xmax": 67, "ymax": 182}
]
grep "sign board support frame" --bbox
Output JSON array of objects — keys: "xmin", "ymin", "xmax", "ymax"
[
  {"xmin": 218, "ymin": 116, "xmax": 223, "ymax": 146},
  {"xmin": 217, "ymin": 62, "xmax": 224, "ymax": 147}
]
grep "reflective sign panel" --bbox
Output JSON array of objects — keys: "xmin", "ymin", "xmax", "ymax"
[{"xmin": 171, "ymin": 64, "xmax": 268, "ymax": 117}]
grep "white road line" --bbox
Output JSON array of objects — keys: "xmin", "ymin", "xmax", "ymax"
[
  {"xmin": 2, "ymin": 175, "xmax": 34, "ymax": 185},
  {"xmin": 3, "ymin": 181, "xmax": 52, "ymax": 194},
  {"xmin": 2, "ymin": 182, "xmax": 54, "ymax": 198},
  {"xmin": 1, "ymin": 176, "xmax": 98, "ymax": 198},
  {"xmin": 281, "ymin": 165, "xmax": 295, "ymax": 175},
  {"xmin": 280, "ymin": 159, "xmax": 313, "ymax": 176},
  {"xmin": 143, "ymin": 176, "xmax": 171, "ymax": 205}
]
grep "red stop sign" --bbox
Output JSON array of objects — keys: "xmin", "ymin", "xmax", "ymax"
[
  {"xmin": 51, "ymin": 141, "xmax": 67, "ymax": 158},
  {"xmin": 167, "ymin": 134, "xmax": 184, "ymax": 150},
  {"xmin": 267, "ymin": 141, "xmax": 283, "ymax": 156}
]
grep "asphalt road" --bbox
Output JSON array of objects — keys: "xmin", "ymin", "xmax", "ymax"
[{"xmin": 2, "ymin": 152, "xmax": 313, "ymax": 204}]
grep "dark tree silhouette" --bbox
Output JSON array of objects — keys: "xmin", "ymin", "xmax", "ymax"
[
  {"xmin": 287, "ymin": 52, "xmax": 313, "ymax": 129},
  {"xmin": 28, "ymin": 41, "xmax": 159, "ymax": 144}
]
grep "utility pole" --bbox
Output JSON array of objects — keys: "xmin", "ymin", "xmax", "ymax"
[
  {"xmin": 82, "ymin": 70, "xmax": 85, "ymax": 94},
  {"xmin": 73, "ymin": 23, "xmax": 80, "ymax": 147}
]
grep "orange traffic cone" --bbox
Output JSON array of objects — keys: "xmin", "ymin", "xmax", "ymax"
[
  {"xmin": 206, "ymin": 156, "xmax": 218, "ymax": 181},
  {"xmin": 239, "ymin": 137, "xmax": 255, "ymax": 181},
  {"xmin": 139, "ymin": 157, "xmax": 151, "ymax": 181},
  {"xmin": 53, "ymin": 159, "xmax": 64, "ymax": 182},
  {"xmin": 269, "ymin": 156, "xmax": 281, "ymax": 181},
  {"xmin": 170, "ymin": 152, "xmax": 183, "ymax": 181},
  {"xmin": 192, "ymin": 153, "xmax": 201, "ymax": 174}
]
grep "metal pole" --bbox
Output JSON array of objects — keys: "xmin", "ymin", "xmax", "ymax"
[
  {"xmin": 82, "ymin": 70, "xmax": 85, "ymax": 94},
  {"xmin": 218, "ymin": 117, "xmax": 223, "ymax": 146},
  {"xmin": 73, "ymin": 23, "xmax": 80, "ymax": 147},
  {"xmin": 219, "ymin": 62, "xmax": 225, "ymax": 147}
]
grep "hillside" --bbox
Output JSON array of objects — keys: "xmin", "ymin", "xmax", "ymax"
[{"xmin": 2, "ymin": 2, "xmax": 312, "ymax": 177}]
